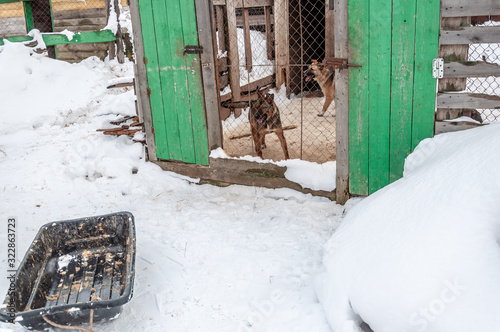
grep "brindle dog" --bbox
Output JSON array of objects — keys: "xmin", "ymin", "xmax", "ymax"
[
  {"xmin": 304, "ymin": 59, "xmax": 335, "ymax": 117},
  {"xmin": 249, "ymin": 88, "xmax": 290, "ymax": 160}
]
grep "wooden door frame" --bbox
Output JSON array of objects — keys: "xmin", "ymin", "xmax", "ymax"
[
  {"xmin": 334, "ymin": 0, "xmax": 350, "ymax": 204},
  {"xmin": 129, "ymin": 0, "xmax": 222, "ymax": 162}
]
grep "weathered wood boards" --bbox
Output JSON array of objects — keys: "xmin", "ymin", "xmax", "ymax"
[
  {"xmin": 348, "ymin": 0, "xmax": 440, "ymax": 195},
  {"xmin": 438, "ymin": 3, "xmax": 500, "ymax": 112},
  {"xmin": 441, "ymin": 0, "xmax": 500, "ymax": 17}
]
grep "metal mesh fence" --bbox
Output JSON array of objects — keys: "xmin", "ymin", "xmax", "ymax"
[
  {"xmin": 467, "ymin": 20, "xmax": 500, "ymax": 123},
  {"xmin": 215, "ymin": 1, "xmax": 336, "ymax": 163},
  {"xmin": 0, "ymin": 2, "xmax": 27, "ymax": 39}
]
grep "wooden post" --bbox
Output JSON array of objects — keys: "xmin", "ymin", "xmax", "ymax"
[
  {"xmin": 265, "ymin": 6, "xmax": 273, "ymax": 60},
  {"xmin": 242, "ymin": 7, "xmax": 253, "ymax": 72},
  {"xmin": 216, "ymin": 6, "xmax": 226, "ymax": 55},
  {"xmin": 114, "ymin": 0, "xmax": 124, "ymax": 63},
  {"xmin": 129, "ymin": 0, "xmax": 157, "ymax": 161},
  {"xmin": 226, "ymin": 0, "xmax": 242, "ymax": 101},
  {"xmin": 274, "ymin": 0, "xmax": 289, "ymax": 92},
  {"xmin": 196, "ymin": 0, "xmax": 223, "ymax": 151},
  {"xmin": 334, "ymin": 0, "xmax": 349, "ymax": 204},
  {"xmin": 325, "ymin": 0, "xmax": 335, "ymax": 58}
]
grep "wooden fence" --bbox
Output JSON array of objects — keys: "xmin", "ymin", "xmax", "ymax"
[{"xmin": 436, "ymin": 0, "xmax": 500, "ymax": 122}]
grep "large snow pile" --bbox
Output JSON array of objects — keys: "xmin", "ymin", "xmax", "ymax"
[
  {"xmin": 317, "ymin": 124, "xmax": 500, "ymax": 332},
  {"xmin": 0, "ymin": 43, "xmax": 344, "ymax": 332}
]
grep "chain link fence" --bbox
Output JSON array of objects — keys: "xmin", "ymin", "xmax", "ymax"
[
  {"xmin": 215, "ymin": 1, "xmax": 336, "ymax": 163},
  {"xmin": 467, "ymin": 20, "xmax": 500, "ymax": 123},
  {"xmin": 0, "ymin": 2, "xmax": 27, "ymax": 39}
]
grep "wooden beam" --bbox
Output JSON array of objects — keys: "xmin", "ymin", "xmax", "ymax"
[
  {"xmin": 129, "ymin": 0, "xmax": 157, "ymax": 161},
  {"xmin": 441, "ymin": 0, "xmax": 500, "ymax": 17},
  {"xmin": 196, "ymin": 0, "xmax": 223, "ymax": 151},
  {"xmin": 226, "ymin": 0, "xmax": 242, "ymax": 101},
  {"xmin": 213, "ymin": 0, "xmax": 273, "ymax": 7},
  {"xmin": 437, "ymin": 92, "xmax": 500, "ymax": 109},
  {"xmin": 335, "ymin": 0, "xmax": 349, "ymax": 204},
  {"xmin": 153, "ymin": 158, "xmax": 336, "ymax": 200},
  {"xmin": 274, "ymin": 0, "xmax": 289, "ymax": 92},
  {"xmin": 236, "ymin": 13, "xmax": 273, "ymax": 26},
  {"xmin": 215, "ymin": 5, "xmax": 226, "ymax": 54},
  {"xmin": 440, "ymin": 26, "xmax": 500, "ymax": 45},
  {"xmin": 265, "ymin": 6, "xmax": 273, "ymax": 60},
  {"xmin": 325, "ymin": 0, "xmax": 335, "ymax": 58},
  {"xmin": 242, "ymin": 8, "xmax": 252, "ymax": 72},
  {"xmin": 443, "ymin": 61, "xmax": 500, "ymax": 78}
]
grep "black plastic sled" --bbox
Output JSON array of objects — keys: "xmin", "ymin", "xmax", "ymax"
[{"xmin": 0, "ymin": 212, "xmax": 136, "ymax": 330}]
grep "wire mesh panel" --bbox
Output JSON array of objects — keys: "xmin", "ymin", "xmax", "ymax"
[
  {"xmin": 0, "ymin": 3, "xmax": 27, "ymax": 39},
  {"xmin": 467, "ymin": 21, "xmax": 500, "ymax": 123},
  {"xmin": 215, "ymin": 0, "xmax": 336, "ymax": 163}
]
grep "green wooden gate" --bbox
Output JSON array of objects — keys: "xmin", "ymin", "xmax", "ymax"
[
  {"xmin": 137, "ymin": 0, "xmax": 209, "ymax": 165},
  {"xmin": 347, "ymin": 0, "xmax": 441, "ymax": 195}
]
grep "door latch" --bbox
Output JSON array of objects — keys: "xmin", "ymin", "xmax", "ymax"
[
  {"xmin": 184, "ymin": 45, "xmax": 203, "ymax": 54},
  {"xmin": 323, "ymin": 57, "xmax": 362, "ymax": 70}
]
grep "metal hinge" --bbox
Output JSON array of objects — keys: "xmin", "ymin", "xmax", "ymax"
[
  {"xmin": 432, "ymin": 58, "xmax": 444, "ymax": 79},
  {"xmin": 323, "ymin": 57, "xmax": 362, "ymax": 70}
]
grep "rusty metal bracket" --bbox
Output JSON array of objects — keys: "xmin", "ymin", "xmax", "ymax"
[{"xmin": 323, "ymin": 57, "xmax": 362, "ymax": 70}]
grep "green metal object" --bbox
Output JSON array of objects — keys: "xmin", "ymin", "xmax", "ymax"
[
  {"xmin": 348, "ymin": 0, "xmax": 440, "ymax": 195},
  {"xmin": 138, "ymin": 0, "xmax": 209, "ymax": 165},
  {"xmin": 0, "ymin": 0, "xmax": 31, "ymax": 4},
  {"xmin": 23, "ymin": 0, "xmax": 34, "ymax": 32},
  {"xmin": 0, "ymin": 30, "xmax": 116, "ymax": 46}
]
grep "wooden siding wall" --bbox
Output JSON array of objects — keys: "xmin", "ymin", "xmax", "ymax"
[
  {"xmin": 348, "ymin": 0, "xmax": 441, "ymax": 196},
  {"xmin": 437, "ymin": 0, "xmax": 500, "ymax": 112}
]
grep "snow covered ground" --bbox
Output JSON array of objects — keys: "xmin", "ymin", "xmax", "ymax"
[
  {"xmin": 1, "ymin": 37, "xmax": 500, "ymax": 332},
  {"xmin": 0, "ymin": 42, "xmax": 345, "ymax": 331}
]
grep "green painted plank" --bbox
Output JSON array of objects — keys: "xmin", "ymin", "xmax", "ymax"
[
  {"xmin": 0, "ymin": 0, "xmax": 31, "ymax": 4},
  {"xmin": 412, "ymin": 0, "xmax": 440, "ymax": 150},
  {"xmin": 165, "ymin": 0, "xmax": 196, "ymax": 164},
  {"xmin": 23, "ymin": 0, "xmax": 34, "ymax": 32},
  {"xmin": 348, "ymin": 0, "xmax": 370, "ymax": 195},
  {"xmin": 179, "ymin": 0, "xmax": 209, "ymax": 165},
  {"xmin": 0, "ymin": 30, "xmax": 115, "ymax": 46},
  {"xmin": 389, "ymin": 0, "xmax": 417, "ymax": 183},
  {"xmin": 137, "ymin": 0, "xmax": 170, "ymax": 159},
  {"xmin": 367, "ymin": 0, "xmax": 392, "ymax": 194},
  {"xmin": 151, "ymin": 0, "xmax": 183, "ymax": 161}
]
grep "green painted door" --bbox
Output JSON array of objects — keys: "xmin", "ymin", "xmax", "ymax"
[
  {"xmin": 138, "ymin": 0, "xmax": 209, "ymax": 165},
  {"xmin": 348, "ymin": 0, "xmax": 440, "ymax": 195}
]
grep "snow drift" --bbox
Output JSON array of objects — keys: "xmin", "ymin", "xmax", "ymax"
[{"xmin": 317, "ymin": 124, "xmax": 500, "ymax": 332}]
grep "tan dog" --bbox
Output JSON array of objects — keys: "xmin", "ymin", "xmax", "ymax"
[
  {"xmin": 304, "ymin": 60, "xmax": 335, "ymax": 117},
  {"xmin": 249, "ymin": 88, "xmax": 290, "ymax": 160}
]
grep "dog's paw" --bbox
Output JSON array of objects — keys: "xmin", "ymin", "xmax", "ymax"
[{"xmin": 261, "ymin": 144, "xmax": 267, "ymax": 149}]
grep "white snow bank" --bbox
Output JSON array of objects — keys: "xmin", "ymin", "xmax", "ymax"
[
  {"xmin": 317, "ymin": 124, "xmax": 500, "ymax": 332},
  {"xmin": 0, "ymin": 42, "xmax": 103, "ymax": 135}
]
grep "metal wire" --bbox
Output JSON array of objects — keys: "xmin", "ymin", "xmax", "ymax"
[
  {"xmin": 467, "ymin": 21, "xmax": 500, "ymax": 123},
  {"xmin": 217, "ymin": 1, "xmax": 335, "ymax": 163}
]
